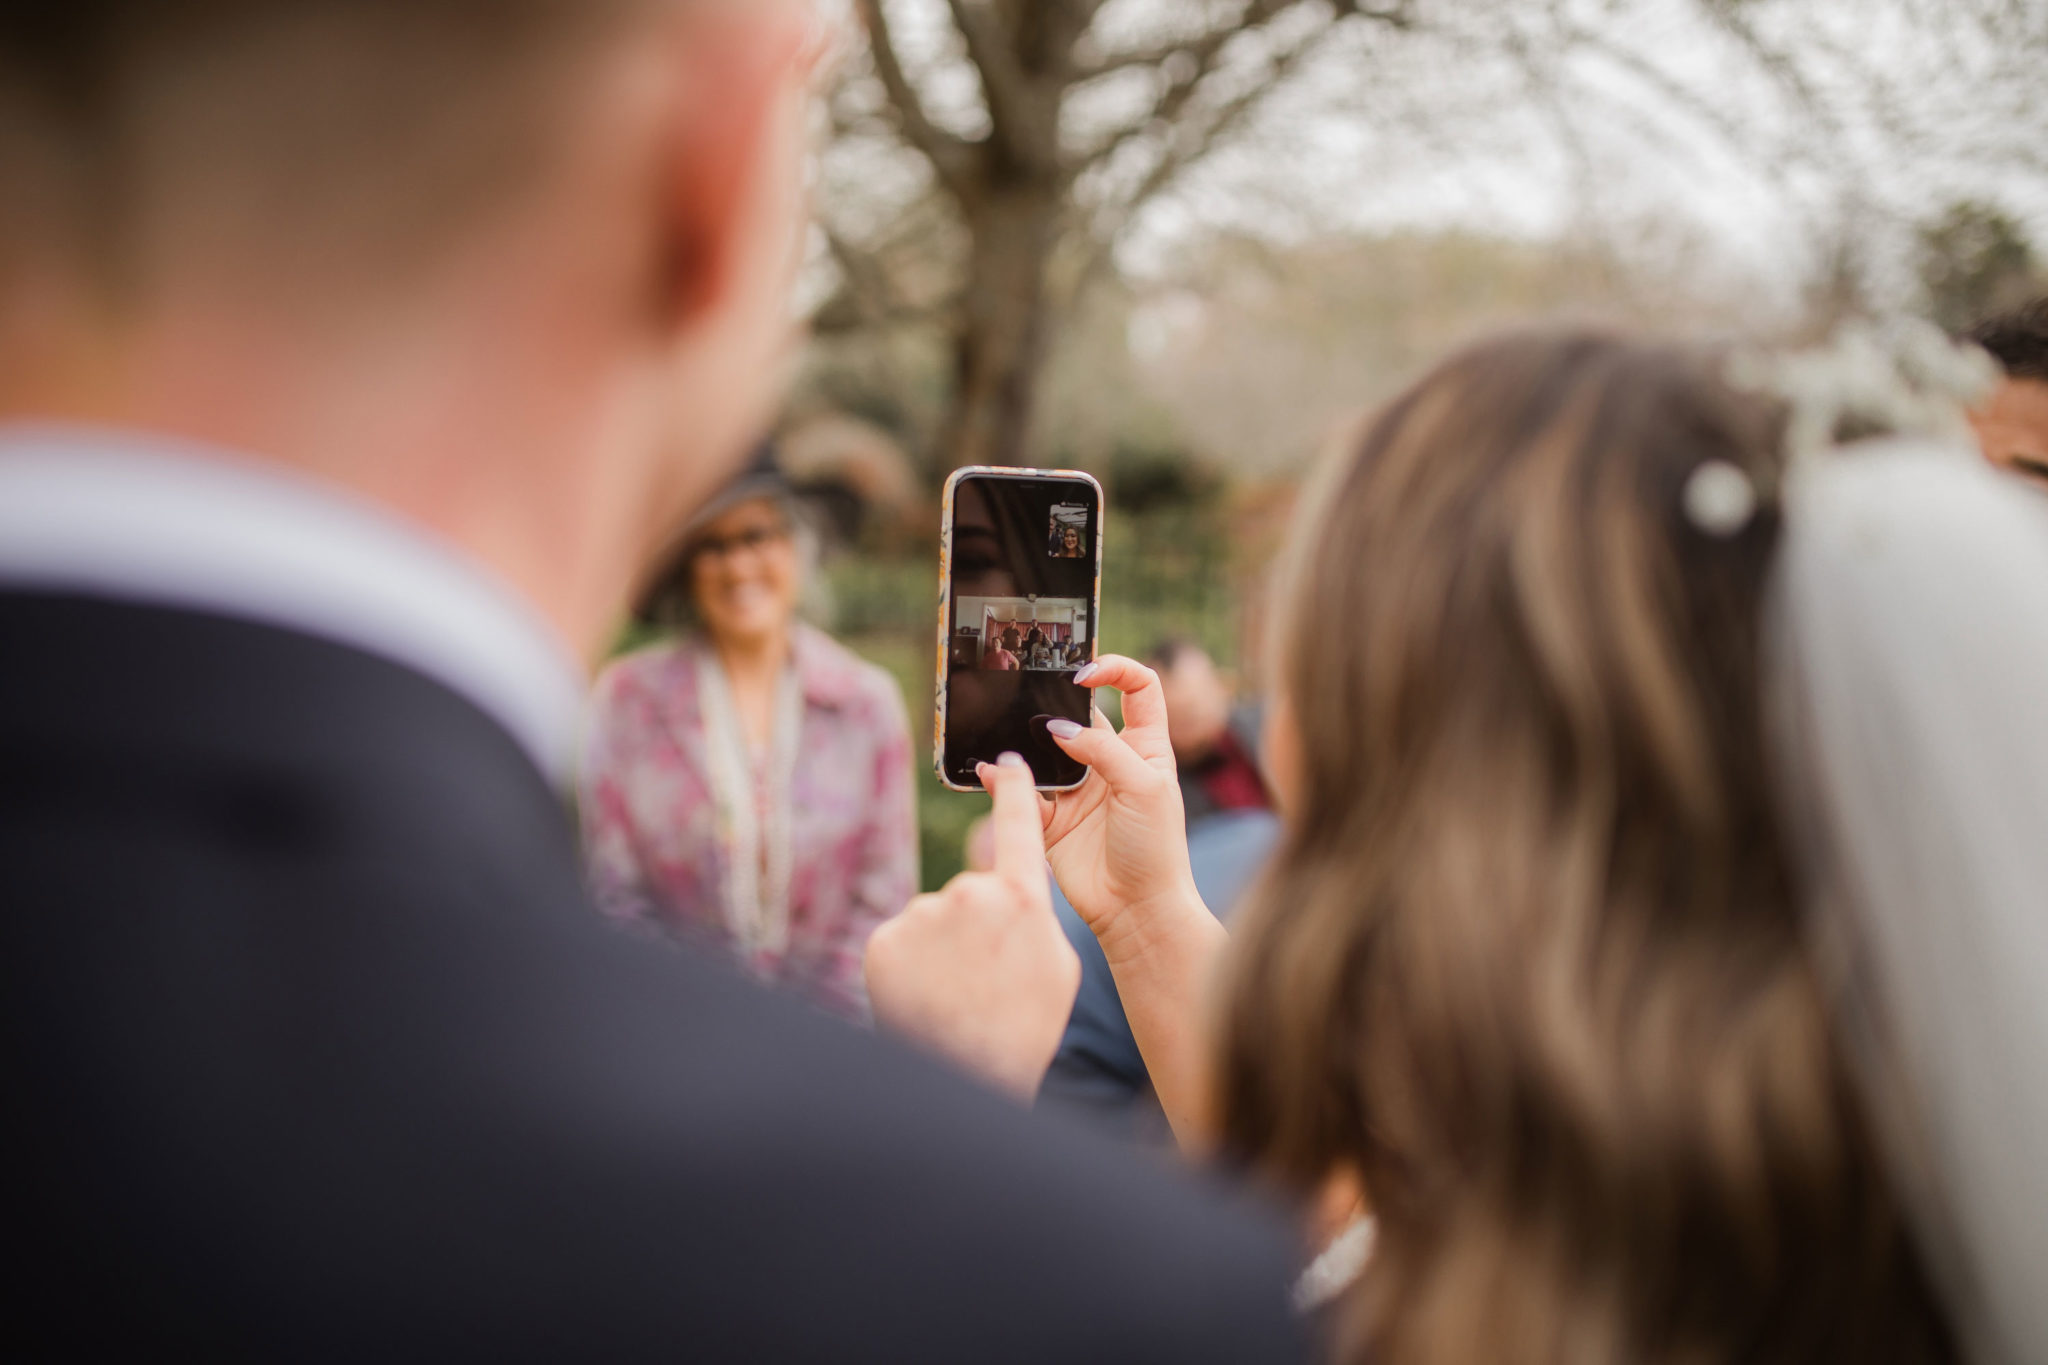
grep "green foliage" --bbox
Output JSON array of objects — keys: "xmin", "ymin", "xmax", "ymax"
[
  {"xmin": 1097, "ymin": 500, "xmax": 1237, "ymax": 663},
  {"xmin": 1919, "ymin": 201, "xmax": 2042, "ymax": 333},
  {"xmin": 1105, "ymin": 440, "xmax": 1223, "ymax": 516},
  {"xmin": 913, "ymin": 763, "xmax": 990, "ymax": 893},
  {"xmin": 823, "ymin": 631, "xmax": 984, "ymax": 892},
  {"xmin": 822, "ymin": 555, "xmax": 938, "ymax": 639}
]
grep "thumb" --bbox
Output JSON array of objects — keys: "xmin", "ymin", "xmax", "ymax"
[
  {"xmin": 1044, "ymin": 711, "xmax": 1157, "ymax": 794},
  {"xmin": 978, "ymin": 752, "xmax": 1052, "ymax": 906}
]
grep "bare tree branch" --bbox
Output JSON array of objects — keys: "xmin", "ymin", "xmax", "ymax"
[
  {"xmin": 1074, "ymin": 0, "xmax": 1290, "ymax": 85},
  {"xmin": 854, "ymin": 0, "xmax": 979, "ymax": 199},
  {"xmin": 1123, "ymin": 31, "xmax": 1325, "ymax": 216},
  {"xmin": 821, "ymin": 223, "xmax": 900, "ymax": 318},
  {"xmin": 1067, "ymin": 16, "xmax": 1337, "ymax": 298},
  {"xmin": 994, "ymin": 0, "xmax": 1113, "ymax": 53},
  {"xmin": 945, "ymin": 0, "xmax": 1052, "ymax": 173},
  {"xmin": 1065, "ymin": 22, "xmax": 1259, "ymax": 180},
  {"xmin": 1065, "ymin": 0, "xmax": 1416, "ymax": 176},
  {"xmin": 1695, "ymin": 3, "xmax": 1856, "ymax": 155},
  {"xmin": 1072, "ymin": 0, "xmax": 1412, "ymax": 82}
]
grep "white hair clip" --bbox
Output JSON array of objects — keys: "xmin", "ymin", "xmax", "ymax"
[{"xmin": 1685, "ymin": 460, "xmax": 1759, "ymax": 537}]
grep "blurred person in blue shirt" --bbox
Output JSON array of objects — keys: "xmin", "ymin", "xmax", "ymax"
[{"xmin": 1039, "ymin": 639, "xmax": 1279, "ymax": 1138}]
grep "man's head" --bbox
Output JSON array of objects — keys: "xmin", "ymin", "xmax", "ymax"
[
  {"xmin": 0, "ymin": 0, "xmax": 819, "ymax": 657},
  {"xmin": 1147, "ymin": 638, "xmax": 1233, "ymax": 767},
  {"xmin": 1967, "ymin": 297, "xmax": 2048, "ymax": 485}
]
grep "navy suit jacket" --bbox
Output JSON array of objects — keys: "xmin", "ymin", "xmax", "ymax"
[{"xmin": 0, "ymin": 592, "xmax": 1307, "ymax": 1362}]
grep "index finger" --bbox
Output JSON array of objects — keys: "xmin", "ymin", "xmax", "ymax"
[
  {"xmin": 1068, "ymin": 655, "xmax": 1171, "ymax": 762},
  {"xmin": 979, "ymin": 753, "xmax": 1051, "ymax": 902}
]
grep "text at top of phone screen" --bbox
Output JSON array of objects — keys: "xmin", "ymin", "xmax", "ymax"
[{"xmin": 944, "ymin": 475, "xmax": 1099, "ymax": 787}]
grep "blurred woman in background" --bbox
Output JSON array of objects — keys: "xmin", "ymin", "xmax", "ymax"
[{"xmin": 582, "ymin": 449, "xmax": 917, "ymax": 1020}]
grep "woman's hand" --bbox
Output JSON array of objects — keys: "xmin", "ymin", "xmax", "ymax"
[
  {"xmin": 864, "ymin": 753, "xmax": 1080, "ymax": 1102},
  {"xmin": 1039, "ymin": 655, "xmax": 1229, "ymax": 1146},
  {"xmin": 1038, "ymin": 657, "xmax": 1205, "ymax": 961}
]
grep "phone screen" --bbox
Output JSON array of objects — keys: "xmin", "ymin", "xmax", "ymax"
[{"xmin": 938, "ymin": 470, "xmax": 1102, "ymax": 790}]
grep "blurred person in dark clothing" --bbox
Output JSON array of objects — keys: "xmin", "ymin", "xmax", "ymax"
[
  {"xmin": 1040, "ymin": 639, "xmax": 1278, "ymax": 1136},
  {"xmin": 1040, "ymin": 809, "xmax": 1279, "ymax": 1141},
  {"xmin": 1967, "ymin": 296, "xmax": 2048, "ymax": 484},
  {"xmin": 1150, "ymin": 638, "xmax": 1272, "ymax": 821},
  {"xmin": 0, "ymin": 4, "xmax": 1306, "ymax": 1361}
]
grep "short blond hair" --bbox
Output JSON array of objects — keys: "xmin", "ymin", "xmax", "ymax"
[{"xmin": 0, "ymin": 1, "xmax": 648, "ymax": 289}]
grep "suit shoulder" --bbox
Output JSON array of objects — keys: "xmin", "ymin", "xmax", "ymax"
[{"xmin": 518, "ymin": 939, "xmax": 1309, "ymax": 1361}]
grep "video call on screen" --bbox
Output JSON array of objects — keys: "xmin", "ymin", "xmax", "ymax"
[{"xmin": 943, "ymin": 474, "xmax": 1100, "ymax": 787}]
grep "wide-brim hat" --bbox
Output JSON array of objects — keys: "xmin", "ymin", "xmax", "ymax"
[
  {"xmin": 678, "ymin": 442, "xmax": 791, "ymax": 541},
  {"xmin": 631, "ymin": 442, "xmax": 792, "ymax": 624}
]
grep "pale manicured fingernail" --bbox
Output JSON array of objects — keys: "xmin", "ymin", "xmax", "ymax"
[
  {"xmin": 1072, "ymin": 661, "xmax": 1101, "ymax": 685},
  {"xmin": 996, "ymin": 751, "xmax": 1028, "ymax": 770},
  {"xmin": 1046, "ymin": 718, "xmax": 1084, "ymax": 740}
]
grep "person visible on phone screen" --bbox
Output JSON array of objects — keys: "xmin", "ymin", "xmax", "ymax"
[
  {"xmin": 983, "ymin": 624, "xmax": 1022, "ymax": 671},
  {"xmin": 1967, "ymin": 297, "xmax": 2048, "ymax": 485},
  {"xmin": 581, "ymin": 451, "xmax": 917, "ymax": 1020}
]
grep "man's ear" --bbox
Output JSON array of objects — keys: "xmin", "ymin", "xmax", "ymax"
[{"xmin": 657, "ymin": 4, "xmax": 815, "ymax": 326}]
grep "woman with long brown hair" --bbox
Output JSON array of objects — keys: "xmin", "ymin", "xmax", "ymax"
[
  {"xmin": 865, "ymin": 328, "xmax": 2009, "ymax": 1363},
  {"xmin": 1207, "ymin": 330, "xmax": 1951, "ymax": 1363}
]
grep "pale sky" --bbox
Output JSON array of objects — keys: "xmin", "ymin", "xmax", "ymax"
[
  {"xmin": 1113, "ymin": 0, "xmax": 2048, "ymax": 308},
  {"xmin": 831, "ymin": 0, "xmax": 2048, "ymax": 314}
]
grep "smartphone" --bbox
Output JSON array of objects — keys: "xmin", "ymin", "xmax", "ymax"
[{"xmin": 935, "ymin": 466, "xmax": 1104, "ymax": 792}]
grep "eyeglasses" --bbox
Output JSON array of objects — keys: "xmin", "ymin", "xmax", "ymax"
[{"xmin": 693, "ymin": 524, "xmax": 791, "ymax": 561}]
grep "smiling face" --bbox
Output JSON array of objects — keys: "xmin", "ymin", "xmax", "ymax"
[
  {"xmin": 688, "ymin": 496, "xmax": 799, "ymax": 648},
  {"xmin": 1157, "ymin": 645, "xmax": 1234, "ymax": 767}
]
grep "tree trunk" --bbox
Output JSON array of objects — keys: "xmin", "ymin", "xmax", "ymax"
[{"xmin": 939, "ymin": 188, "xmax": 1063, "ymax": 472}]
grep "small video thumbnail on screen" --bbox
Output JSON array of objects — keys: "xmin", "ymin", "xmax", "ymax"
[
  {"xmin": 1048, "ymin": 503, "xmax": 1089, "ymax": 559},
  {"xmin": 951, "ymin": 596, "xmax": 1089, "ymax": 673}
]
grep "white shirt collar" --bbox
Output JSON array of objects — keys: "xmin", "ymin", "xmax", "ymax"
[{"xmin": 0, "ymin": 424, "xmax": 586, "ymax": 784}]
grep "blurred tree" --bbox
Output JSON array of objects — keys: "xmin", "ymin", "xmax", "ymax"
[
  {"xmin": 817, "ymin": 0, "xmax": 2048, "ymax": 475},
  {"xmin": 828, "ymin": 0, "xmax": 1423, "ymax": 472},
  {"xmin": 1918, "ymin": 201, "xmax": 2042, "ymax": 333},
  {"xmin": 1106, "ymin": 440, "xmax": 1220, "ymax": 514}
]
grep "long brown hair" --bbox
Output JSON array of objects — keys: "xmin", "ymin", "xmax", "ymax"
[{"xmin": 1219, "ymin": 331, "xmax": 1954, "ymax": 1364}]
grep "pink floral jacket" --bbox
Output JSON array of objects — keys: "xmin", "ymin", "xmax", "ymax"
[{"xmin": 579, "ymin": 626, "xmax": 917, "ymax": 1019}]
